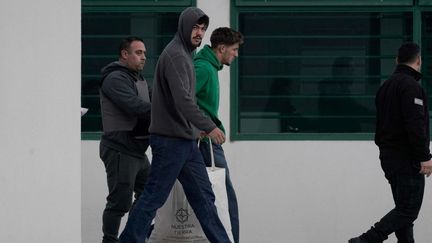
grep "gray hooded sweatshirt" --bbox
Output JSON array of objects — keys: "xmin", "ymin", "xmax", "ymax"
[
  {"xmin": 99, "ymin": 61, "xmax": 151, "ymax": 157},
  {"xmin": 149, "ymin": 7, "xmax": 216, "ymax": 139}
]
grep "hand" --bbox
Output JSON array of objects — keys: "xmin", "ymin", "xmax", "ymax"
[
  {"xmin": 207, "ymin": 127, "xmax": 225, "ymax": 145},
  {"xmin": 420, "ymin": 159, "xmax": 432, "ymax": 177},
  {"xmin": 199, "ymin": 131, "xmax": 207, "ymax": 140}
]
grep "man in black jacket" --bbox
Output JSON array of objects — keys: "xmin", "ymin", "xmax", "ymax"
[
  {"xmin": 349, "ymin": 42, "xmax": 432, "ymax": 243},
  {"xmin": 99, "ymin": 36, "xmax": 151, "ymax": 243}
]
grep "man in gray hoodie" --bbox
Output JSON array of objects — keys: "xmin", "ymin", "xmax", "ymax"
[
  {"xmin": 119, "ymin": 7, "xmax": 231, "ymax": 243},
  {"xmin": 99, "ymin": 36, "xmax": 151, "ymax": 243}
]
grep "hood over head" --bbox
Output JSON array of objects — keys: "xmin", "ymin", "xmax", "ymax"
[{"xmin": 176, "ymin": 7, "xmax": 209, "ymax": 52}]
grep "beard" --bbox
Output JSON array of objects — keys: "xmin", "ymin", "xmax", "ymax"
[
  {"xmin": 192, "ymin": 36, "xmax": 202, "ymax": 47},
  {"xmin": 222, "ymin": 55, "xmax": 233, "ymax": 66},
  {"xmin": 194, "ymin": 41, "xmax": 202, "ymax": 47}
]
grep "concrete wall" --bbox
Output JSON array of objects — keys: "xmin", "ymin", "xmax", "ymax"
[
  {"xmin": 82, "ymin": 140, "xmax": 432, "ymax": 243},
  {"xmin": 81, "ymin": 0, "xmax": 432, "ymax": 243},
  {"xmin": 0, "ymin": 0, "xmax": 81, "ymax": 242}
]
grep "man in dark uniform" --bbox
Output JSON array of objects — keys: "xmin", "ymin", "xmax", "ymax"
[{"xmin": 349, "ymin": 42, "xmax": 432, "ymax": 243}]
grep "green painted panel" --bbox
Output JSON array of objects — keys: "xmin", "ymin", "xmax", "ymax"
[
  {"xmin": 81, "ymin": 132, "xmax": 102, "ymax": 140},
  {"xmin": 419, "ymin": 0, "xmax": 432, "ymax": 6},
  {"xmin": 83, "ymin": 0, "xmax": 192, "ymax": 6},
  {"xmin": 235, "ymin": 0, "xmax": 412, "ymax": 6}
]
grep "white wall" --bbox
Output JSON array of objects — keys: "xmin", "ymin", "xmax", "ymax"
[
  {"xmin": 0, "ymin": 0, "xmax": 81, "ymax": 243},
  {"xmin": 82, "ymin": 140, "xmax": 432, "ymax": 243},
  {"xmin": 82, "ymin": 141, "xmax": 109, "ymax": 243},
  {"xmin": 81, "ymin": 0, "xmax": 432, "ymax": 242}
]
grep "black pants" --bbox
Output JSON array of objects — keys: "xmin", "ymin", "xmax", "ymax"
[
  {"xmin": 100, "ymin": 144, "xmax": 150, "ymax": 243},
  {"xmin": 361, "ymin": 157, "xmax": 425, "ymax": 243}
]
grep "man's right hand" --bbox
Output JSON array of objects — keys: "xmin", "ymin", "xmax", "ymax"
[
  {"xmin": 207, "ymin": 127, "xmax": 225, "ymax": 145},
  {"xmin": 420, "ymin": 159, "xmax": 432, "ymax": 177}
]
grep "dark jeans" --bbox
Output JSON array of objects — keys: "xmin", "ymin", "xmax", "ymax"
[
  {"xmin": 361, "ymin": 157, "xmax": 425, "ymax": 243},
  {"xmin": 199, "ymin": 140, "xmax": 240, "ymax": 243},
  {"xmin": 100, "ymin": 144, "xmax": 150, "ymax": 243},
  {"xmin": 119, "ymin": 135, "xmax": 232, "ymax": 243}
]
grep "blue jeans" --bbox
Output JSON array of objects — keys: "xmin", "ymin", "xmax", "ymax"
[
  {"xmin": 199, "ymin": 140, "xmax": 240, "ymax": 243},
  {"xmin": 361, "ymin": 157, "xmax": 425, "ymax": 243},
  {"xmin": 119, "ymin": 135, "xmax": 232, "ymax": 243}
]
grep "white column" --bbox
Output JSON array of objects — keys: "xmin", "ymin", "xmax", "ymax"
[
  {"xmin": 197, "ymin": 0, "xmax": 232, "ymax": 139},
  {"xmin": 0, "ymin": 1, "xmax": 81, "ymax": 242}
]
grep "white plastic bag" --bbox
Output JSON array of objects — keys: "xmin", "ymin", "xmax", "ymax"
[{"xmin": 148, "ymin": 141, "xmax": 233, "ymax": 243}]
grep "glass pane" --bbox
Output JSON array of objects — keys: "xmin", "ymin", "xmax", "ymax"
[
  {"xmin": 235, "ymin": 0, "xmax": 412, "ymax": 6},
  {"xmin": 237, "ymin": 12, "xmax": 413, "ymax": 134},
  {"xmin": 421, "ymin": 12, "xmax": 432, "ymax": 127},
  {"xmin": 419, "ymin": 0, "xmax": 432, "ymax": 5},
  {"xmin": 81, "ymin": 12, "xmax": 179, "ymax": 132}
]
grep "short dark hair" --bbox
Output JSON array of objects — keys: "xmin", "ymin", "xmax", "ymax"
[
  {"xmin": 118, "ymin": 36, "xmax": 144, "ymax": 57},
  {"xmin": 197, "ymin": 15, "xmax": 209, "ymax": 28},
  {"xmin": 397, "ymin": 42, "xmax": 420, "ymax": 64},
  {"xmin": 210, "ymin": 27, "xmax": 244, "ymax": 48}
]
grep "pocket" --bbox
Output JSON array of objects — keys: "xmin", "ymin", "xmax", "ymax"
[
  {"xmin": 411, "ymin": 161, "xmax": 421, "ymax": 173},
  {"xmin": 99, "ymin": 144, "xmax": 110, "ymax": 163},
  {"xmin": 150, "ymin": 135, "xmax": 168, "ymax": 156},
  {"xmin": 118, "ymin": 153, "xmax": 132, "ymax": 184}
]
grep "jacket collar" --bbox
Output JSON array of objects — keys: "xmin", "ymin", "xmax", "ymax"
[{"xmin": 394, "ymin": 64, "xmax": 423, "ymax": 81}]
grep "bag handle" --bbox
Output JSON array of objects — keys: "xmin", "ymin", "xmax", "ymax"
[{"xmin": 198, "ymin": 137, "xmax": 216, "ymax": 171}]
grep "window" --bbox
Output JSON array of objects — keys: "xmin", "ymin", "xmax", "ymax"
[
  {"xmin": 234, "ymin": 0, "xmax": 412, "ymax": 6},
  {"xmin": 81, "ymin": 1, "xmax": 195, "ymax": 138},
  {"xmin": 231, "ymin": 2, "xmax": 418, "ymax": 140},
  {"xmin": 422, "ymin": 11, "xmax": 432, "ymax": 98}
]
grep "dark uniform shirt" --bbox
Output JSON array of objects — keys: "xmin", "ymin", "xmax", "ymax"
[{"xmin": 375, "ymin": 64, "xmax": 431, "ymax": 162}]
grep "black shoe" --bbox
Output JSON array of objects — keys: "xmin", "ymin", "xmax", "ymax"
[{"xmin": 348, "ymin": 237, "xmax": 368, "ymax": 243}]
